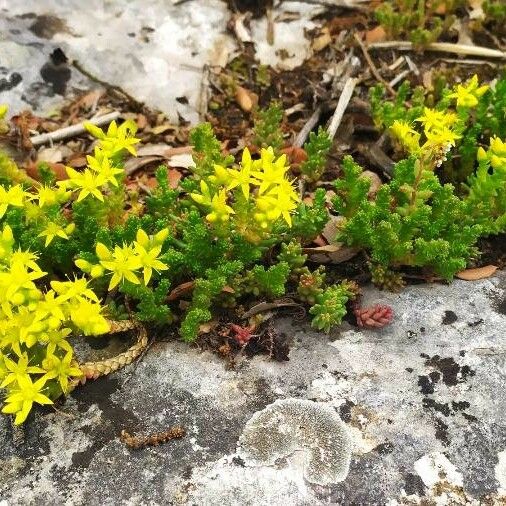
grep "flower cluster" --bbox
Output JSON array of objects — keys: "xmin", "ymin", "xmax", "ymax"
[
  {"xmin": 477, "ymin": 136, "xmax": 506, "ymax": 168},
  {"xmin": 391, "ymin": 107, "xmax": 460, "ymax": 164},
  {"xmin": 0, "ymin": 224, "xmax": 108, "ymax": 424},
  {"xmin": 449, "ymin": 75, "xmax": 489, "ymax": 108},
  {"xmin": 63, "ymin": 120, "xmax": 138, "ymax": 203},
  {"xmin": 0, "ymin": 118, "xmax": 140, "ymax": 256},
  {"xmin": 76, "ymin": 228, "xmax": 169, "ymax": 290},
  {"xmin": 389, "ymin": 75, "xmax": 488, "ymax": 166},
  {"xmin": 191, "ymin": 147, "xmax": 300, "ymax": 240}
]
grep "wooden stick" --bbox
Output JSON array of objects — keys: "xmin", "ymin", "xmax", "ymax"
[
  {"xmin": 327, "ymin": 77, "xmax": 358, "ymax": 140},
  {"xmin": 294, "ymin": 106, "xmax": 321, "ymax": 148},
  {"xmin": 30, "ymin": 111, "xmax": 120, "ymax": 146},
  {"xmin": 198, "ymin": 65, "xmax": 210, "ymax": 121},
  {"xmin": 388, "ymin": 69, "xmax": 410, "ymax": 88},
  {"xmin": 284, "ymin": 0, "xmax": 370, "ymax": 10},
  {"xmin": 354, "ymin": 33, "xmax": 396, "ymax": 97},
  {"xmin": 369, "ymin": 41, "xmax": 506, "ymax": 60}
]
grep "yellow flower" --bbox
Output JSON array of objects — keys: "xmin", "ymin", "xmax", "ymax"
[
  {"xmin": 32, "ymin": 185, "xmax": 70, "ymax": 208},
  {"xmin": 191, "ymin": 180, "xmax": 213, "ymax": 206},
  {"xmin": 449, "ymin": 75, "xmax": 489, "ymax": 108},
  {"xmin": 86, "ymin": 148, "xmax": 124, "ymax": 186},
  {"xmin": 10, "ymin": 250, "xmax": 41, "ymax": 272},
  {"xmin": 416, "ymin": 107, "xmax": 457, "ymax": 132},
  {"xmin": 0, "ymin": 261, "xmax": 46, "ymax": 301},
  {"xmin": 0, "ymin": 184, "xmax": 26, "ymax": 218},
  {"xmin": 152, "ymin": 227, "xmax": 169, "ymax": 246},
  {"xmin": 206, "ymin": 189, "xmax": 235, "ymax": 223},
  {"xmin": 0, "ymin": 223, "xmax": 14, "ymax": 261},
  {"xmin": 75, "ymin": 258, "xmax": 105, "ymax": 279},
  {"xmin": 273, "ymin": 178, "xmax": 299, "ymax": 202},
  {"xmin": 0, "ymin": 320, "xmax": 23, "ymax": 357},
  {"xmin": 2, "ymin": 375, "xmax": 53, "ymax": 425},
  {"xmin": 42, "ymin": 351, "xmax": 82, "ymax": 393},
  {"xmin": 133, "ymin": 243, "xmax": 168, "ymax": 285},
  {"xmin": 251, "ymin": 147, "xmax": 289, "ymax": 194},
  {"xmin": 0, "ymin": 354, "xmax": 45, "ymax": 388},
  {"xmin": 50, "ymin": 277, "xmax": 99, "ymax": 303},
  {"xmin": 225, "ymin": 147, "xmax": 255, "ymax": 199},
  {"xmin": 390, "ymin": 120, "xmax": 421, "ymax": 153},
  {"xmin": 33, "ymin": 290, "xmax": 66, "ymax": 327},
  {"xmin": 133, "ymin": 229, "xmax": 168, "ymax": 284},
  {"xmin": 41, "ymin": 328, "xmax": 73, "ymax": 356},
  {"xmin": 38, "ymin": 222, "xmax": 74, "ymax": 247},
  {"xmin": 65, "ymin": 167, "xmax": 106, "ymax": 202},
  {"xmin": 96, "ymin": 242, "xmax": 142, "ymax": 290},
  {"xmin": 211, "ymin": 164, "xmax": 232, "ymax": 186},
  {"xmin": 70, "ymin": 299, "xmax": 110, "ymax": 336},
  {"xmin": 259, "ymin": 191, "xmax": 297, "ymax": 227},
  {"xmin": 422, "ymin": 127, "xmax": 461, "ymax": 151},
  {"xmin": 477, "ymin": 136, "xmax": 506, "ymax": 168},
  {"xmin": 84, "ymin": 120, "xmax": 140, "ymax": 156}
]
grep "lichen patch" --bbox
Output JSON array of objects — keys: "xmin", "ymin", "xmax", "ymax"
[{"xmin": 238, "ymin": 398, "xmax": 352, "ymax": 485}]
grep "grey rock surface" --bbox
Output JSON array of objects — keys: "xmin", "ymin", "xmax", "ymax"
[
  {"xmin": 1, "ymin": 273, "xmax": 505, "ymax": 505},
  {"xmin": 0, "ymin": 0, "xmax": 319, "ymax": 122}
]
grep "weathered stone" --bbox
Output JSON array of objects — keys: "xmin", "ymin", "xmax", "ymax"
[{"xmin": 0, "ymin": 273, "xmax": 505, "ymax": 504}]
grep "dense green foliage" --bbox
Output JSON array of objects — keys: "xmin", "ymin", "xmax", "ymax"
[
  {"xmin": 300, "ymin": 127, "xmax": 332, "ymax": 182},
  {"xmin": 333, "ymin": 75, "xmax": 505, "ymax": 286}
]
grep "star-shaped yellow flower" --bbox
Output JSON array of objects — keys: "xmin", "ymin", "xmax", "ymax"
[
  {"xmin": 449, "ymin": 75, "xmax": 489, "ymax": 108},
  {"xmin": 65, "ymin": 167, "xmax": 106, "ymax": 202}
]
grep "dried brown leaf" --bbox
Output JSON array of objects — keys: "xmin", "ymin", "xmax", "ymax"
[
  {"xmin": 124, "ymin": 156, "xmax": 164, "ymax": 176},
  {"xmin": 302, "ymin": 244, "xmax": 359, "ymax": 264},
  {"xmin": 150, "ymin": 124, "xmax": 176, "ymax": 135},
  {"xmin": 365, "ymin": 26, "xmax": 387, "ymax": 44},
  {"xmin": 167, "ymin": 168, "xmax": 182, "ymax": 189},
  {"xmin": 312, "ymin": 27, "xmax": 332, "ymax": 53},
  {"xmin": 321, "ymin": 215, "xmax": 345, "ymax": 244},
  {"xmin": 456, "ymin": 265, "xmax": 498, "ymax": 281},
  {"xmin": 37, "ymin": 145, "xmax": 73, "ymax": 164},
  {"xmin": 360, "ymin": 170, "xmax": 382, "ymax": 199},
  {"xmin": 66, "ymin": 154, "xmax": 87, "ymax": 168},
  {"xmin": 135, "ymin": 144, "xmax": 192, "ymax": 158}
]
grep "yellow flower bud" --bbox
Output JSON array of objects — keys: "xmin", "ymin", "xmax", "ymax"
[
  {"xmin": 477, "ymin": 147, "xmax": 488, "ymax": 162},
  {"xmin": 65, "ymin": 223, "xmax": 76, "ymax": 234},
  {"xmin": 75, "ymin": 259, "xmax": 92, "ymax": 272},
  {"xmin": 90, "ymin": 265, "xmax": 105, "ymax": 278},
  {"xmin": 153, "ymin": 228, "xmax": 169, "ymax": 246}
]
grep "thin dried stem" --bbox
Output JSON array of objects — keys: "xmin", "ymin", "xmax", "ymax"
[
  {"xmin": 327, "ymin": 77, "xmax": 358, "ymax": 140},
  {"xmin": 30, "ymin": 111, "xmax": 120, "ymax": 146},
  {"xmin": 294, "ymin": 106, "xmax": 322, "ymax": 148},
  {"xmin": 354, "ymin": 33, "xmax": 397, "ymax": 97},
  {"xmin": 369, "ymin": 41, "xmax": 506, "ymax": 60}
]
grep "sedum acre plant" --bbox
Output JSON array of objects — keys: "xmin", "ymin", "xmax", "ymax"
[
  {"xmin": 334, "ymin": 75, "xmax": 505, "ymax": 287},
  {"xmin": 0, "ymin": 223, "xmax": 109, "ymax": 424},
  {"xmin": 0, "ymin": 104, "xmax": 358, "ymax": 423}
]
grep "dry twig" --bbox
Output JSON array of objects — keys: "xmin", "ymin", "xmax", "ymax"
[
  {"xmin": 30, "ymin": 111, "xmax": 120, "ymax": 146},
  {"xmin": 198, "ymin": 65, "xmax": 210, "ymax": 121},
  {"xmin": 284, "ymin": 0, "xmax": 370, "ymax": 10},
  {"xmin": 369, "ymin": 41, "xmax": 506, "ymax": 59},
  {"xmin": 294, "ymin": 106, "xmax": 322, "ymax": 148},
  {"xmin": 388, "ymin": 69, "xmax": 410, "ymax": 88},
  {"xmin": 354, "ymin": 34, "xmax": 396, "ymax": 97},
  {"xmin": 327, "ymin": 77, "xmax": 359, "ymax": 140}
]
